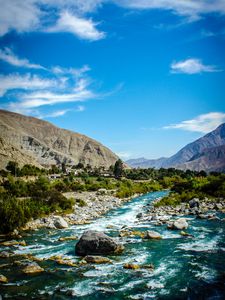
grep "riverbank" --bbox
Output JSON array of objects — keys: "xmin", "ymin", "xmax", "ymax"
[
  {"xmin": 21, "ymin": 190, "xmax": 141, "ymax": 232},
  {"xmin": 136, "ymin": 196, "xmax": 225, "ymax": 227}
]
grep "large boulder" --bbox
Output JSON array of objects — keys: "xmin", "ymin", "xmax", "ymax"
[
  {"xmin": 53, "ymin": 216, "xmax": 68, "ymax": 229},
  {"xmin": 172, "ymin": 218, "xmax": 188, "ymax": 230},
  {"xmin": 75, "ymin": 230, "xmax": 124, "ymax": 256},
  {"xmin": 189, "ymin": 198, "xmax": 200, "ymax": 209}
]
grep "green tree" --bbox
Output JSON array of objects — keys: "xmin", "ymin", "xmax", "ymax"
[
  {"xmin": 6, "ymin": 161, "xmax": 19, "ymax": 176},
  {"xmin": 114, "ymin": 159, "xmax": 123, "ymax": 179}
]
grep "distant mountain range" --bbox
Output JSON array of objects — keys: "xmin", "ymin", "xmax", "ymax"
[
  {"xmin": 0, "ymin": 110, "xmax": 119, "ymax": 169},
  {"xmin": 127, "ymin": 123, "xmax": 225, "ymax": 172}
]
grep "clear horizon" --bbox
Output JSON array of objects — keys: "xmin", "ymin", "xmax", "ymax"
[{"xmin": 0, "ymin": 1, "xmax": 225, "ymax": 160}]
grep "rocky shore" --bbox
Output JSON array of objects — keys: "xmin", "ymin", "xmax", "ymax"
[
  {"xmin": 22, "ymin": 190, "xmax": 137, "ymax": 231},
  {"xmin": 137, "ymin": 196, "xmax": 225, "ymax": 227}
]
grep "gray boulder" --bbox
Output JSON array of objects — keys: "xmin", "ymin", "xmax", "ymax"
[
  {"xmin": 172, "ymin": 218, "xmax": 188, "ymax": 230},
  {"xmin": 144, "ymin": 231, "xmax": 162, "ymax": 240},
  {"xmin": 189, "ymin": 198, "xmax": 200, "ymax": 209},
  {"xmin": 75, "ymin": 230, "xmax": 124, "ymax": 256},
  {"xmin": 53, "ymin": 216, "xmax": 68, "ymax": 229}
]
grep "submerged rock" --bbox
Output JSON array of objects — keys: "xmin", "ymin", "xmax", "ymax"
[
  {"xmin": 144, "ymin": 231, "xmax": 162, "ymax": 240},
  {"xmin": 58, "ymin": 236, "xmax": 78, "ymax": 242},
  {"xmin": 22, "ymin": 262, "xmax": 44, "ymax": 274},
  {"xmin": 0, "ymin": 251, "xmax": 12, "ymax": 258},
  {"xmin": 123, "ymin": 263, "xmax": 140, "ymax": 270},
  {"xmin": 84, "ymin": 255, "xmax": 112, "ymax": 264},
  {"xmin": 1, "ymin": 240, "xmax": 26, "ymax": 247},
  {"xmin": 75, "ymin": 230, "xmax": 124, "ymax": 256},
  {"xmin": 180, "ymin": 231, "xmax": 193, "ymax": 238},
  {"xmin": 0, "ymin": 274, "xmax": 8, "ymax": 283}
]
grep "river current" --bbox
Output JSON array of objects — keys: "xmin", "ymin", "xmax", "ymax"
[{"xmin": 0, "ymin": 191, "xmax": 225, "ymax": 299}]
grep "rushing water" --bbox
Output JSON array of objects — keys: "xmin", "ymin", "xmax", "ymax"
[{"xmin": 0, "ymin": 191, "xmax": 225, "ymax": 299}]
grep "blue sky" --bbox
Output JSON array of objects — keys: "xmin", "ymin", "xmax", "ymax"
[{"xmin": 0, "ymin": 0, "xmax": 225, "ymax": 160}]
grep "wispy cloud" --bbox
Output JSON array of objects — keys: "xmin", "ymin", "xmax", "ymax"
[
  {"xmin": 38, "ymin": 109, "xmax": 71, "ymax": 119},
  {"xmin": 46, "ymin": 11, "xmax": 105, "ymax": 41},
  {"xmin": 164, "ymin": 112, "xmax": 225, "ymax": 133},
  {"xmin": 0, "ymin": 73, "xmax": 56, "ymax": 97},
  {"xmin": 1, "ymin": 0, "xmax": 225, "ymax": 39},
  {"xmin": 114, "ymin": 0, "xmax": 225, "ymax": 20},
  {"xmin": 116, "ymin": 151, "xmax": 132, "ymax": 159},
  {"xmin": 170, "ymin": 58, "xmax": 221, "ymax": 74},
  {"xmin": 51, "ymin": 65, "xmax": 90, "ymax": 77},
  {"xmin": 0, "ymin": 1, "xmax": 105, "ymax": 41},
  {"xmin": 0, "ymin": 48, "xmax": 45, "ymax": 69}
]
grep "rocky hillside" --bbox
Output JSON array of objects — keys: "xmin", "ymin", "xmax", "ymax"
[
  {"xmin": 126, "ymin": 157, "xmax": 167, "ymax": 169},
  {"xmin": 0, "ymin": 109, "xmax": 119, "ymax": 169},
  {"xmin": 127, "ymin": 123, "xmax": 225, "ymax": 172},
  {"xmin": 179, "ymin": 144, "xmax": 225, "ymax": 173}
]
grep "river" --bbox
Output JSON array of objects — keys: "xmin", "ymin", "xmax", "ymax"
[{"xmin": 0, "ymin": 191, "xmax": 225, "ymax": 299}]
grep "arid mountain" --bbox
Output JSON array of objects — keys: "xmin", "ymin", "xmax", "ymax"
[
  {"xmin": 179, "ymin": 145, "xmax": 225, "ymax": 173},
  {"xmin": 126, "ymin": 157, "xmax": 167, "ymax": 169},
  {"xmin": 0, "ymin": 110, "xmax": 119, "ymax": 169},
  {"xmin": 127, "ymin": 123, "xmax": 225, "ymax": 172}
]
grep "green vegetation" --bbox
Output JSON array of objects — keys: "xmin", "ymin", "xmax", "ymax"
[
  {"xmin": 154, "ymin": 174, "xmax": 225, "ymax": 207},
  {"xmin": 1, "ymin": 160, "xmax": 224, "ymax": 234},
  {"xmin": 114, "ymin": 159, "xmax": 123, "ymax": 179}
]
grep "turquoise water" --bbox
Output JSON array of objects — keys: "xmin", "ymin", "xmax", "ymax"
[{"xmin": 0, "ymin": 191, "xmax": 225, "ymax": 299}]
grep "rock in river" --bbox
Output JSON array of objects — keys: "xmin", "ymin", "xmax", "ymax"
[
  {"xmin": 84, "ymin": 255, "xmax": 112, "ymax": 264},
  {"xmin": 0, "ymin": 274, "xmax": 8, "ymax": 283},
  {"xmin": 144, "ymin": 230, "xmax": 162, "ymax": 240},
  {"xmin": 172, "ymin": 218, "xmax": 188, "ymax": 230},
  {"xmin": 22, "ymin": 262, "xmax": 44, "ymax": 274},
  {"xmin": 75, "ymin": 230, "xmax": 124, "ymax": 256}
]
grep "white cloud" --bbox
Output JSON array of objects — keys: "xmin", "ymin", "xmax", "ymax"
[
  {"xmin": 0, "ymin": 73, "xmax": 56, "ymax": 97},
  {"xmin": 116, "ymin": 151, "xmax": 132, "ymax": 159},
  {"xmin": 0, "ymin": 1, "xmax": 104, "ymax": 41},
  {"xmin": 0, "ymin": 48, "xmax": 44, "ymax": 69},
  {"xmin": 39, "ymin": 109, "xmax": 71, "ymax": 119},
  {"xmin": 164, "ymin": 112, "xmax": 225, "ymax": 133},
  {"xmin": 1, "ymin": 0, "xmax": 225, "ymax": 39},
  {"xmin": 0, "ymin": 0, "xmax": 41, "ymax": 36},
  {"xmin": 113, "ymin": 0, "xmax": 225, "ymax": 20},
  {"xmin": 170, "ymin": 58, "xmax": 221, "ymax": 74},
  {"xmin": 51, "ymin": 64, "xmax": 90, "ymax": 77},
  {"xmin": 46, "ymin": 11, "xmax": 105, "ymax": 41}
]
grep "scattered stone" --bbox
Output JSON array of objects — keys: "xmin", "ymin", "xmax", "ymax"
[
  {"xmin": 58, "ymin": 236, "xmax": 78, "ymax": 242},
  {"xmin": 55, "ymin": 258, "xmax": 77, "ymax": 267},
  {"xmin": 53, "ymin": 216, "xmax": 68, "ymax": 229},
  {"xmin": 180, "ymin": 231, "xmax": 193, "ymax": 238},
  {"xmin": 22, "ymin": 262, "xmax": 44, "ymax": 274},
  {"xmin": 75, "ymin": 230, "xmax": 124, "ymax": 256},
  {"xmin": 144, "ymin": 231, "xmax": 162, "ymax": 240},
  {"xmin": 196, "ymin": 214, "xmax": 208, "ymax": 219},
  {"xmin": 84, "ymin": 255, "xmax": 112, "ymax": 264},
  {"xmin": 0, "ymin": 274, "xmax": 8, "ymax": 283},
  {"xmin": 171, "ymin": 218, "xmax": 188, "ymax": 230},
  {"xmin": 119, "ymin": 230, "xmax": 145, "ymax": 238},
  {"xmin": 136, "ymin": 213, "xmax": 143, "ymax": 219},
  {"xmin": 0, "ymin": 251, "xmax": 12, "ymax": 258},
  {"xmin": 142, "ymin": 264, "xmax": 154, "ymax": 270},
  {"xmin": 123, "ymin": 263, "xmax": 140, "ymax": 270},
  {"xmin": 1, "ymin": 240, "xmax": 26, "ymax": 247},
  {"xmin": 189, "ymin": 198, "xmax": 200, "ymax": 209}
]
